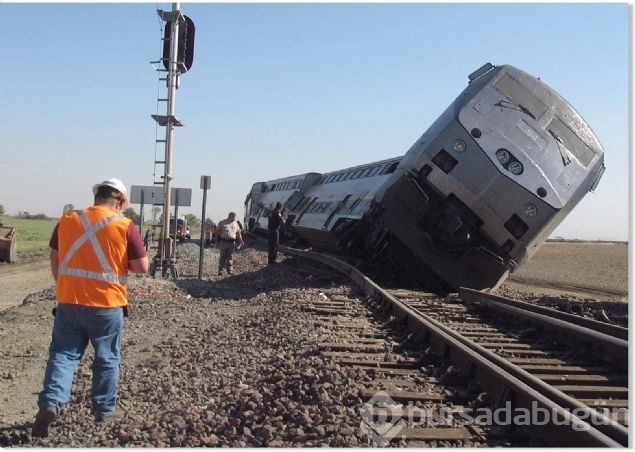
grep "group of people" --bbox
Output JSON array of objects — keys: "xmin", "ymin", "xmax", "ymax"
[{"xmin": 32, "ymin": 178, "xmax": 287, "ymax": 437}]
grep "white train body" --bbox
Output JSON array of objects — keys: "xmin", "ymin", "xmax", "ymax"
[{"xmin": 245, "ymin": 63, "xmax": 605, "ymax": 291}]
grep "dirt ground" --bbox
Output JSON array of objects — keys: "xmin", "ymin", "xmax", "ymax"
[
  {"xmin": 0, "ymin": 241, "xmax": 629, "ymax": 444},
  {"xmin": 505, "ymin": 242, "xmax": 628, "ymax": 301}
]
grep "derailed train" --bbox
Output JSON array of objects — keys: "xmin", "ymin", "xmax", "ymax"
[{"xmin": 244, "ymin": 63, "xmax": 605, "ymax": 292}]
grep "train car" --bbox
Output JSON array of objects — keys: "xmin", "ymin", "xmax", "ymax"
[
  {"xmin": 246, "ymin": 63, "xmax": 605, "ymax": 292},
  {"xmin": 286, "ymin": 157, "xmax": 402, "ymax": 251},
  {"xmin": 244, "ymin": 173, "xmax": 321, "ymax": 233}
]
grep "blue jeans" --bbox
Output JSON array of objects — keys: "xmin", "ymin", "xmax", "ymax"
[{"xmin": 38, "ymin": 304, "xmax": 124, "ymax": 417}]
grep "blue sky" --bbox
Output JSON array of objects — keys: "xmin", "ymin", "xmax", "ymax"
[{"xmin": 1, "ymin": 3, "xmax": 630, "ymax": 240}]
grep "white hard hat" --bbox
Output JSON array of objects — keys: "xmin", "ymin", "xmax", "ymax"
[{"xmin": 92, "ymin": 178, "xmax": 128, "ymax": 198}]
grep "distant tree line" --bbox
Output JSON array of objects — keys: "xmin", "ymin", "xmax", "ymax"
[
  {"xmin": 0, "ymin": 203, "xmax": 205, "ymax": 229},
  {"xmin": 15, "ymin": 212, "xmax": 53, "ymax": 220}
]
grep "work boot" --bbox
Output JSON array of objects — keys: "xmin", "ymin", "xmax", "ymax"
[
  {"xmin": 32, "ymin": 405, "xmax": 57, "ymax": 438},
  {"xmin": 95, "ymin": 410, "xmax": 125, "ymax": 425}
]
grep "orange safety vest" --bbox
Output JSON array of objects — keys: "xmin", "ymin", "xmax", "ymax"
[{"xmin": 56, "ymin": 206, "xmax": 131, "ymax": 307}]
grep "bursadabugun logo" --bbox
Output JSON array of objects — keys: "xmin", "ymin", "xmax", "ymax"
[{"xmin": 359, "ymin": 391, "xmax": 404, "ymax": 446}]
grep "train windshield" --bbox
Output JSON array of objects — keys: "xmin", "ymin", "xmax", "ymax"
[
  {"xmin": 494, "ymin": 73, "xmax": 597, "ymax": 168},
  {"xmin": 545, "ymin": 117, "xmax": 595, "ymax": 167},
  {"xmin": 494, "ymin": 74, "xmax": 548, "ymax": 121}
]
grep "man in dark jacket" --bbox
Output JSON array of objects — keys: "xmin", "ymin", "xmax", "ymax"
[{"xmin": 267, "ymin": 202, "xmax": 284, "ymax": 264}]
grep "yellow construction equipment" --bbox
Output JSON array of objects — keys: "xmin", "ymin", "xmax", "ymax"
[{"xmin": 0, "ymin": 226, "xmax": 17, "ymax": 263}]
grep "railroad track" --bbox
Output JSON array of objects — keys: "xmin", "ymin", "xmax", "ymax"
[{"xmin": 281, "ymin": 244, "xmax": 629, "ymax": 447}]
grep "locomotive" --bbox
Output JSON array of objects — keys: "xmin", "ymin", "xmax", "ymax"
[{"xmin": 244, "ymin": 63, "xmax": 605, "ymax": 292}]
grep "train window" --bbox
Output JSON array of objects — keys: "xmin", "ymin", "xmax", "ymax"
[
  {"xmin": 323, "ymin": 195, "xmax": 351, "ymax": 229},
  {"xmin": 493, "ymin": 74, "xmax": 548, "ymax": 121},
  {"xmin": 296, "ymin": 197, "xmax": 317, "ymax": 224},
  {"xmin": 271, "ymin": 184, "xmax": 277, "ymax": 192},
  {"xmin": 310, "ymin": 202, "xmax": 329, "ymax": 213},
  {"xmin": 296, "ymin": 198, "xmax": 309, "ymax": 211},
  {"xmin": 287, "ymin": 191, "xmax": 304, "ymax": 210},
  {"xmin": 368, "ymin": 166, "xmax": 380, "ymax": 176},
  {"xmin": 382, "ymin": 161, "xmax": 399, "ymax": 174},
  {"xmin": 347, "ymin": 196, "xmax": 362, "ymax": 213},
  {"xmin": 546, "ymin": 117, "xmax": 595, "ymax": 167}
]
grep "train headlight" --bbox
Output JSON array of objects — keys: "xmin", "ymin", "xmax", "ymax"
[
  {"xmin": 495, "ymin": 149, "xmax": 510, "ymax": 165},
  {"xmin": 452, "ymin": 139, "xmax": 466, "ymax": 152},
  {"xmin": 508, "ymin": 161, "xmax": 524, "ymax": 175},
  {"xmin": 525, "ymin": 204, "xmax": 537, "ymax": 217}
]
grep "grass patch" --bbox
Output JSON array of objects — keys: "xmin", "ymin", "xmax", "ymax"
[{"xmin": 0, "ymin": 216, "xmax": 57, "ymax": 253}]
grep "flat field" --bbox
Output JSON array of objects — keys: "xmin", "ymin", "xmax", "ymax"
[{"xmin": 0, "ymin": 217, "xmax": 57, "ymax": 254}]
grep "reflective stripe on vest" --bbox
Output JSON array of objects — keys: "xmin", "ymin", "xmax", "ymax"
[{"xmin": 58, "ymin": 210, "xmax": 128, "ymax": 284}]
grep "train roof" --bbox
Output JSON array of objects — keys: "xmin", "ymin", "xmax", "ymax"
[
  {"xmin": 318, "ymin": 156, "xmax": 403, "ymax": 176},
  {"xmin": 253, "ymin": 172, "xmax": 321, "ymax": 186}
]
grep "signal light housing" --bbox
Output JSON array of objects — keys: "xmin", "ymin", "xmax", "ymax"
[{"xmin": 162, "ymin": 15, "xmax": 195, "ymax": 73}]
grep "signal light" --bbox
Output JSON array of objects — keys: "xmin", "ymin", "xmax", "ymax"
[
  {"xmin": 508, "ymin": 161, "xmax": 523, "ymax": 175},
  {"xmin": 525, "ymin": 204, "xmax": 537, "ymax": 218},
  {"xmin": 452, "ymin": 139, "xmax": 466, "ymax": 152},
  {"xmin": 496, "ymin": 149, "xmax": 510, "ymax": 164},
  {"xmin": 162, "ymin": 15, "xmax": 195, "ymax": 73}
]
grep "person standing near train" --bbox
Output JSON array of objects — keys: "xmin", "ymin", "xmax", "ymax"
[
  {"xmin": 33, "ymin": 178, "xmax": 149, "ymax": 437},
  {"xmin": 216, "ymin": 211, "xmax": 244, "ymax": 276},
  {"xmin": 267, "ymin": 202, "xmax": 284, "ymax": 265}
]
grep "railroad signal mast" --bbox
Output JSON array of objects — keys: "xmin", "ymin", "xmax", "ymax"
[{"xmin": 150, "ymin": 3, "xmax": 195, "ymax": 278}]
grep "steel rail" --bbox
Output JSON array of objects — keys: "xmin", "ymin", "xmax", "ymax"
[
  {"xmin": 459, "ymin": 288, "xmax": 628, "ymax": 340},
  {"xmin": 280, "ymin": 245, "xmax": 628, "ymax": 447},
  {"xmin": 458, "ymin": 288, "xmax": 627, "ymax": 370}
]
